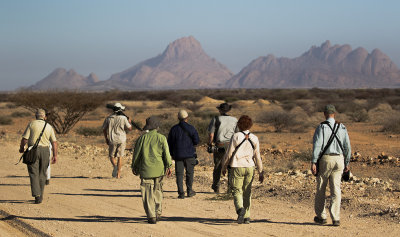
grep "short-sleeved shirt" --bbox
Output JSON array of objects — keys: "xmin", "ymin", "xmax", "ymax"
[
  {"xmin": 102, "ymin": 114, "xmax": 132, "ymax": 144},
  {"xmin": 22, "ymin": 119, "xmax": 57, "ymax": 147},
  {"xmin": 208, "ymin": 115, "xmax": 238, "ymax": 143}
]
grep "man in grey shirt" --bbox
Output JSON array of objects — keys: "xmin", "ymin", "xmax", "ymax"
[
  {"xmin": 103, "ymin": 103, "xmax": 132, "ymax": 179},
  {"xmin": 311, "ymin": 104, "xmax": 351, "ymax": 227},
  {"xmin": 207, "ymin": 103, "xmax": 238, "ymax": 193}
]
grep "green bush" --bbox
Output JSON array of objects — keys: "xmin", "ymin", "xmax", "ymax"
[
  {"xmin": 76, "ymin": 126, "xmax": 103, "ymax": 136},
  {"xmin": 0, "ymin": 116, "xmax": 13, "ymax": 125},
  {"xmin": 11, "ymin": 111, "xmax": 31, "ymax": 118}
]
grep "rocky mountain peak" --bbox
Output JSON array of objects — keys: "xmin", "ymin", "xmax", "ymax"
[{"xmin": 162, "ymin": 36, "xmax": 205, "ymax": 61}]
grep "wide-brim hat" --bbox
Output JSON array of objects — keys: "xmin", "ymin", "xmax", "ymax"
[
  {"xmin": 143, "ymin": 116, "xmax": 160, "ymax": 130},
  {"xmin": 216, "ymin": 103, "xmax": 232, "ymax": 113},
  {"xmin": 113, "ymin": 102, "xmax": 126, "ymax": 111}
]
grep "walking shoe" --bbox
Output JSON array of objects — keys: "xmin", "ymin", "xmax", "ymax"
[
  {"xmin": 244, "ymin": 218, "xmax": 251, "ymax": 224},
  {"xmin": 333, "ymin": 220, "xmax": 340, "ymax": 226},
  {"xmin": 187, "ymin": 190, "xmax": 196, "ymax": 197},
  {"xmin": 34, "ymin": 195, "xmax": 42, "ymax": 204},
  {"xmin": 314, "ymin": 216, "xmax": 327, "ymax": 225},
  {"xmin": 237, "ymin": 208, "xmax": 246, "ymax": 224},
  {"xmin": 178, "ymin": 193, "xmax": 185, "ymax": 199},
  {"xmin": 211, "ymin": 185, "xmax": 219, "ymax": 193},
  {"xmin": 156, "ymin": 214, "xmax": 162, "ymax": 222},
  {"xmin": 147, "ymin": 217, "xmax": 157, "ymax": 224},
  {"xmin": 112, "ymin": 165, "xmax": 118, "ymax": 178},
  {"xmin": 45, "ymin": 180, "xmax": 50, "ymax": 185}
]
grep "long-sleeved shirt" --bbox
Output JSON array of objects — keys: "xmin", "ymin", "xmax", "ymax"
[
  {"xmin": 167, "ymin": 121, "xmax": 199, "ymax": 160},
  {"xmin": 132, "ymin": 129, "xmax": 172, "ymax": 178},
  {"xmin": 312, "ymin": 117, "xmax": 351, "ymax": 165},
  {"xmin": 222, "ymin": 130, "xmax": 263, "ymax": 173}
]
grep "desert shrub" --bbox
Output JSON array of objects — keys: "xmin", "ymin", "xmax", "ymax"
[
  {"xmin": 10, "ymin": 91, "xmax": 108, "ymax": 134},
  {"xmin": 10, "ymin": 111, "xmax": 31, "ymax": 118},
  {"xmin": 292, "ymin": 149, "xmax": 312, "ymax": 162},
  {"xmin": 258, "ymin": 110, "xmax": 297, "ymax": 132},
  {"xmin": 157, "ymin": 101, "xmax": 179, "ymax": 109},
  {"xmin": 193, "ymin": 110, "xmax": 218, "ymax": 120},
  {"xmin": 76, "ymin": 126, "xmax": 103, "ymax": 136},
  {"xmin": 0, "ymin": 116, "xmax": 13, "ymax": 125},
  {"xmin": 5, "ymin": 103, "xmax": 17, "ymax": 109},
  {"xmin": 184, "ymin": 103, "xmax": 203, "ymax": 112},
  {"xmin": 381, "ymin": 116, "xmax": 400, "ymax": 134},
  {"xmin": 190, "ymin": 118, "xmax": 210, "ymax": 144},
  {"xmin": 157, "ymin": 119, "xmax": 176, "ymax": 137},
  {"xmin": 346, "ymin": 109, "xmax": 369, "ymax": 122}
]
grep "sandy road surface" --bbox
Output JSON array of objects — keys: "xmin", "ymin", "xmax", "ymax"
[{"xmin": 1, "ymin": 142, "xmax": 399, "ymax": 237}]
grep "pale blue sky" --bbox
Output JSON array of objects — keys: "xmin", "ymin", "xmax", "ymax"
[{"xmin": 1, "ymin": 0, "xmax": 399, "ymax": 90}]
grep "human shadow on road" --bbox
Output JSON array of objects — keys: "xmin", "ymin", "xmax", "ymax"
[
  {"xmin": 263, "ymin": 219, "xmax": 320, "ymax": 226},
  {"xmin": 51, "ymin": 175, "xmax": 90, "ymax": 179},
  {"xmin": 84, "ymin": 188, "xmax": 141, "ymax": 193},
  {"xmin": 4, "ymin": 175, "xmax": 29, "ymax": 178},
  {"xmin": 0, "ymin": 183, "xmax": 29, "ymax": 186},
  {"xmin": 0, "ymin": 199, "xmax": 30, "ymax": 204},
  {"xmin": 5, "ymin": 215, "xmax": 148, "ymax": 224},
  {"xmin": 51, "ymin": 192, "xmax": 141, "ymax": 198}
]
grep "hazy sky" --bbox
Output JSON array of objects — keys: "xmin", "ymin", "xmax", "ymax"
[{"xmin": 1, "ymin": 0, "xmax": 399, "ymax": 90}]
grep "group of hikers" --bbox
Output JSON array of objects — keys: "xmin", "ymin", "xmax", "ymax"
[{"xmin": 19, "ymin": 102, "xmax": 351, "ymax": 226}]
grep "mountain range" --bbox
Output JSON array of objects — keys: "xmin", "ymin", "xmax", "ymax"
[{"xmin": 29, "ymin": 37, "xmax": 400, "ymax": 90}]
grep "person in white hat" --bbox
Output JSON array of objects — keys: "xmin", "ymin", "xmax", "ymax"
[
  {"xmin": 167, "ymin": 110, "xmax": 200, "ymax": 199},
  {"xmin": 103, "ymin": 102, "xmax": 132, "ymax": 178}
]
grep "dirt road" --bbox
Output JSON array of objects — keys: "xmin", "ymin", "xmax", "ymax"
[{"xmin": 1, "ymin": 142, "xmax": 399, "ymax": 237}]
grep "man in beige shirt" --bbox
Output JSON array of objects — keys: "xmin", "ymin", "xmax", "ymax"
[
  {"xmin": 19, "ymin": 109, "xmax": 58, "ymax": 204},
  {"xmin": 103, "ymin": 103, "xmax": 132, "ymax": 179}
]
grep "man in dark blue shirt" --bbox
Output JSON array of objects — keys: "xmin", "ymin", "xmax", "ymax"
[{"xmin": 168, "ymin": 110, "xmax": 200, "ymax": 199}]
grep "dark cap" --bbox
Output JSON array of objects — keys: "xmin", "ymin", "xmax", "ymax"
[
  {"xmin": 143, "ymin": 116, "xmax": 160, "ymax": 130},
  {"xmin": 324, "ymin": 104, "xmax": 336, "ymax": 114},
  {"xmin": 216, "ymin": 103, "xmax": 232, "ymax": 113}
]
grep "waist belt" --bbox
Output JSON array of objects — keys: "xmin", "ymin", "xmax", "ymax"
[
  {"xmin": 216, "ymin": 142, "xmax": 228, "ymax": 147},
  {"xmin": 326, "ymin": 153, "xmax": 341, "ymax": 156}
]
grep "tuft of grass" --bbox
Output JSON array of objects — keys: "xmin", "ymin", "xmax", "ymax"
[
  {"xmin": 382, "ymin": 116, "xmax": 400, "ymax": 134},
  {"xmin": 11, "ymin": 111, "xmax": 31, "ymax": 118}
]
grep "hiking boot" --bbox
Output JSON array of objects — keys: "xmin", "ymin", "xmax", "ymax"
[
  {"xmin": 244, "ymin": 218, "xmax": 251, "ymax": 224},
  {"xmin": 156, "ymin": 214, "xmax": 162, "ymax": 222},
  {"xmin": 333, "ymin": 220, "xmax": 340, "ymax": 226},
  {"xmin": 237, "ymin": 208, "xmax": 246, "ymax": 224},
  {"xmin": 147, "ymin": 217, "xmax": 157, "ymax": 224},
  {"xmin": 314, "ymin": 216, "xmax": 327, "ymax": 225},
  {"xmin": 112, "ymin": 165, "xmax": 118, "ymax": 178},
  {"xmin": 178, "ymin": 193, "xmax": 185, "ymax": 199},
  {"xmin": 187, "ymin": 190, "xmax": 196, "ymax": 197},
  {"xmin": 34, "ymin": 195, "xmax": 42, "ymax": 204},
  {"xmin": 45, "ymin": 180, "xmax": 50, "ymax": 185},
  {"xmin": 211, "ymin": 185, "xmax": 219, "ymax": 193}
]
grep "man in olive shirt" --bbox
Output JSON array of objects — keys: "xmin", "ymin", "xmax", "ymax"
[
  {"xmin": 132, "ymin": 116, "xmax": 172, "ymax": 224},
  {"xmin": 19, "ymin": 109, "xmax": 58, "ymax": 204}
]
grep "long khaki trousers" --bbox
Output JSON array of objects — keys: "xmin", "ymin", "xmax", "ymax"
[
  {"xmin": 140, "ymin": 176, "xmax": 163, "ymax": 219},
  {"xmin": 315, "ymin": 154, "xmax": 344, "ymax": 221},
  {"xmin": 229, "ymin": 167, "xmax": 254, "ymax": 219},
  {"xmin": 27, "ymin": 146, "xmax": 50, "ymax": 197}
]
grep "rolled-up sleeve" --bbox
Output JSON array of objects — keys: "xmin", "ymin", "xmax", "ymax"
[
  {"xmin": 343, "ymin": 128, "xmax": 351, "ymax": 166},
  {"xmin": 253, "ymin": 139, "xmax": 263, "ymax": 173}
]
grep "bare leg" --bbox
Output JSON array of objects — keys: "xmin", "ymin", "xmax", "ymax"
[{"xmin": 117, "ymin": 157, "xmax": 123, "ymax": 178}]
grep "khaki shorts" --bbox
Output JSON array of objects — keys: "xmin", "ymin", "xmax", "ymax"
[{"xmin": 108, "ymin": 143, "xmax": 126, "ymax": 158}]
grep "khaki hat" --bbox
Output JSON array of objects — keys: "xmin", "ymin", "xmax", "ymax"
[
  {"xmin": 113, "ymin": 102, "xmax": 125, "ymax": 111},
  {"xmin": 143, "ymin": 116, "xmax": 160, "ymax": 130},
  {"xmin": 35, "ymin": 108, "xmax": 46, "ymax": 118},
  {"xmin": 324, "ymin": 104, "xmax": 336, "ymax": 114},
  {"xmin": 178, "ymin": 109, "xmax": 188, "ymax": 120}
]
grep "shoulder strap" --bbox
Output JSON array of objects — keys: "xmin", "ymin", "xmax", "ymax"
[
  {"xmin": 325, "ymin": 122, "xmax": 344, "ymax": 153},
  {"xmin": 178, "ymin": 123, "xmax": 194, "ymax": 144},
  {"xmin": 33, "ymin": 122, "xmax": 47, "ymax": 148},
  {"xmin": 213, "ymin": 116, "xmax": 221, "ymax": 143},
  {"xmin": 317, "ymin": 122, "xmax": 339, "ymax": 161}
]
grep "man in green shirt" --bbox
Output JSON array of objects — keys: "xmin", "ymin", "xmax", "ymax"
[{"xmin": 132, "ymin": 116, "xmax": 172, "ymax": 224}]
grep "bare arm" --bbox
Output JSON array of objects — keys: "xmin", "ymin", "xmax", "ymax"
[
  {"xmin": 19, "ymin": 138, "xmax": 28, "ymax": 153},
  {"xmin": 208, "ymin": 133, "xmax": 214, "ymax": 145},
  {"xmin": 51, "ymin": 141, "xmax": 58, "ymax": 164},
  {"xmin": 103, "ymin": 129, "xmax": 109, "ymax": 145}
]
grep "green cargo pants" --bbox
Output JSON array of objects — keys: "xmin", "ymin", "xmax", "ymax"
[
  {"xmin": 229, "ymin": 167, "xmax": 254, "ymax": 219},
  {"xmin": 27, "ymin": 146, "xmax": 50, "ymax": 197},
  {"xmin": 140, "ymin": 176, "xmax": 164, "ymax": 219}
]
